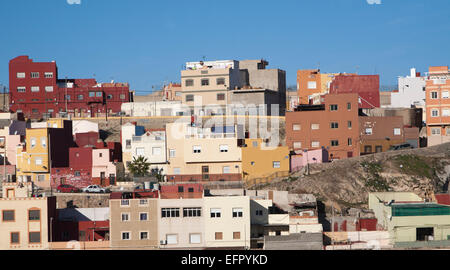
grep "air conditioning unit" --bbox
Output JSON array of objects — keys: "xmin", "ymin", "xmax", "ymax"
[{"xmin": 160, "ymin": 240, "xmax": 167, "ymax": 245}]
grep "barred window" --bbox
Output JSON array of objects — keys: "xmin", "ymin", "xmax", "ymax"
[
  {"xmin": 161, "ymin": 208, "xmax": 180, "ymax": 218},
  {"xmin": 28, "ymin": 210, "xmax": 40, "ymax": 221},
  {"xmin": 183, "ymin": 207, "xmax": 202, "ymax": 217}
]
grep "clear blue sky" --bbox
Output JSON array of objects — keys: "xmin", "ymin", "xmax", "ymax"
[{"xmin": 0, "ymin": 0, "xmax": 449, "ymax": 94}]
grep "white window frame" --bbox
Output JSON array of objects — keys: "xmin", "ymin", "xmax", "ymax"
[
  {"xmin": 307, "ymin": 81, "xmax": 317, "ymax": 89},
  {"xmin": 193, "ymin": 145, "xmax": 201, "ymax": 154},
  {"xmin": 166, "ymin": 234, "xmax": 178, "ymax": 245},
  {"xmin": 365, "ymin": 128, "xmax": 373, "ymax": 135},
  {"xmin": 210, "ymin": 208, "xmax": 221, "ymax": 218},
  {"xmin": 431, "ymin": 127, "xmax": 441, "ymax": 135},
  {"xmin": 292, "ymin": 124, "xmax": 301, "ymax": 131},
  {"xmin": 17, "ymin": 86, "xmax": 26, "ymax": 93},
  {"xmin": 219, "ymin": 145, "xmax": 229, "ymax": 153},
  {"xmin": 431, "ymin": 91, "xmax": 439, "ymax": 99},
  {"xmin": 44, "ymin": 72, "xmax": 54, "ymax": 78},
  {"xmin": 152, "ymin": 147, "xmax": 162, "ymax": 155},
  {"xmin": 189, "ymin": 233, "xmax": 201, "ymax": 244},
  {"xmin": 121, "ymin": 231, "xmax": 131, "ymax": 240},
  {"xmin": 31, "ymin": 86, "xmax": 40, "ymax": 92},
  {"xmin": 121, "ymin": 213, "xmax": 130, "ymax": 222},
  {"xmin": 293, "ymin": 142, "xmax": 302, "ymax": 149},
  {"xmin": 232, "ymin": 208, "xmax": 244, "ymax": 218},
  {"xmin": 173, "ymin": 167, "xmax": 181, "ymax": 175},
  {"xmin": 169, "ymin": 149, "xmax": 176, "ymax": 158},
  {"xmin": 311, "ymin": 124, "xmax": 320, "ymax": 130},
  {"xmin": 140, "ymin": 231, "xmax": 149, "ymax": 240},
  {"xmin": 135, "ymin": 147, "xmax": 145, "ymax": 157},
  {"xmin": 311, "ymin": 141, "xmax": 320, "ymax": 148},
  {"xmin": 442, "ymin": 91, "xmax": 449, "ymax": 99},
  {"xmin": 45, "ymin": 86, "xmax": 54, "ymax": 92},
  {"xmin": 431, "ymin": 109, "xmax": 439, "ymax": 117},
  {"xmin": 273, "ymin": 161, "xmax": 281, "ymax": 169},
  {"xmin": 17, "ymin": 72, "xmax": 25, "ymax": 79},
  {"xmin": 139, "ymin": 212, "xmax": 148, "ymax": 221},
  {"xmin": 223, "ymin": 166, "xmax": 231, "ymax": 174},
  {"xmin": 442, "ymin": 108, "xmax": 450, "ymax": 117},
  {"xmin": 394, "ymin": 128, "xmax": 401, "ymax": 136}
]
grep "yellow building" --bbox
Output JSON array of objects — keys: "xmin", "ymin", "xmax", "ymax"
[
  {"xmin": 16, "ymin": 120, "xmax": 73, "ymax": 189},
  {"xmin": 241, "ymin": 139, "xmax": 290, "ymax": 184}
]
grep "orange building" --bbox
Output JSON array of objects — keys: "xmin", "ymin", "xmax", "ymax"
[
  {"xmin": 426, "ymin": 66, "xmax": 450, "ymax": 146},
  {"xmin": 286, "ymin": 93, "xmax": 361, "ymax": 160}
]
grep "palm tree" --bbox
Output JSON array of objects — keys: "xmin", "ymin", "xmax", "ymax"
[{"xmin": 127, "ymin": 156, "xmax": 150, "ymax": 177}]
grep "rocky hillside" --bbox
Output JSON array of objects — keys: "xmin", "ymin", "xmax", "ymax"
[{"xmin": 262, "ymin": 143, "xmax": 450, "ymax": 213}]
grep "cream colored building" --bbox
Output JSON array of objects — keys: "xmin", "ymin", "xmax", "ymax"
[
  {"xmin": 203, "ymin": 195, "xmax": 251, "ymax": 249},
  {"xmin": 158, "ymin": 198, "xmax": 205, "ymax": 249},
  {"xmin": 166, "ymin": 122, "xmax": 242, "ymax": 182},
  {"xmin": 109, "ymin": 197, "xmax": 159, "ymax": 250},
  {"xmin": 0, "ymin": 182, "xmax": 56, "ymax": 250}
]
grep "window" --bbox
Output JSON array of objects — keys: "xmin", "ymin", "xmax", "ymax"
[
  {"xmin": 431, "ymin": 92, "xmax": 438, "ymax": 99},
  {"xmin": 431, "ymin": 109, "xmax": 439, "ymax": 117},
  {"xmin": 173, "ymin": 168, "xmax": 181, "ymax": 175},
  {"xmin": 256, "ymin": 210, "xmax": 263, "ymax": 216},
  {"xmin": 31, "ymin": 72, "xmax": 39, "ymax": 78},
  {"xmin": 348, "ymin": 138, "xmax": 353, "ymax": 146},
  {"xmin": 347, "ymin": 103, "xmax": 352, "ymax": 110},
  {"xmin": 17, "ymin": 87, "xmax": 26, "ymax": 93},
  {"xmin": 152, "ymin": 147, "xmax": 161, "ymax": 155},
  {"xmin": 45, "ymin": 72, "xmax": 53, "ymax": 78},
  {"xmin": 29, "ymin": 232, "xmax": 41, "ymax": 243},
  {"xmin": 193, "ymin": 145, "xmax": 201, "ymax": 153},
  {"xmin": 120, "ymin": 94, "xmax": 126, "ymax": 100},
  {"xmin": 11, "ymin": 232, "xmax": 19, "ymax": 244},
  {"xmin": 175, "ymin": 91, "xmax": 182, "ymax": 96},
  {"xmin": 331, "ymin": 140, "xmax": 339, "ymax": 147},
  {"xmin": 365, "ymin": 128, "xmax": 373, "ymax": 135},
  {"xmin": 183, "ymin": 207, "xmax": 202, "ymax": 217},
  {"xmin": 217, "ymin": 78, "xmax": 226, "ymax": 85},
  {"xmin": 210, "ymin": 208, "xmax": 221, "ymax": 218},
  {"xmin": 330, "ymin": 104, "xmax": 338, "ymax": 111},
  {"xmin": 185, "ymin": 79, "xmax": 194, "ymax": 87},
  {"xmin": 96, "ymin": 92, "xmax": 102, "ymax": 97},
  {"xmin": 273, "ymin": 161, "xmax": 281, "ymax": 168},
  {"xmin": 307, "ymin": 81, "xmax": 317, "ymax": 89},
  {"xmin": 139, "ymin": 199, "xmax": 148, "ymax": 206},
  {"xmin": 121, "ymin": 213, "xmax": 130, "ymax": 222},
  {"xmin": 331, "ymin": 122, "xmax": 339, "ymax": 129},
  {"xmin": 233, "ymin": 232, "xmax": 241, "ymax": 240},
  {"xmin": 78, "ymin": 95, "xmax": 84, "ymax": 100},
  {"xmin": 17, "ymin": 72, "xmax": 25, "ymax": 78},
  {"xmin": 431, "ymin": 128, "xmax": 441, "ymax": 135},
  {"xmin": 35, "ymin": 158, "xmax": 43, "ymax": 166},
  {"xmin": 45, "ymin": 86, "xmax": 54, "ymax": 92},
  {"xmin": 252, "ymin": 141, "xmax": 258, "ymax": 147},
  {"xmin": 121, "ymin": 232, "xmax": 130, "ymax": 240},
  {"xmin": 178, "ymin": 186, "xmax": 184, "ymax": 193},
  {"xmin": 293, "ymin": 124, "xmax": 301, "ymax": 131},
  {"xmin": 223, "ymin": 166, "xmax": 230, "ymax": 174},
  {"xmin": 443, "ymin": 91, "xmax": 450, "ymax": 99},
  {"xmin": 217, "ymin": 93, "xmax": 225, "ymax": 101},
  {"xmin": 215, "ymin": 232, "xmax": 223, "ymax": 240},
  {"xmin": 65, "ymin": 95, "xmax": 71, "ymax": 101},
  {"xmin": 293, "ymin": 142, "xmax": 302, "ymax": 149},
  {"xmin": 232, "ymin": 208, "xmax": 243, "ymax": 218},
  {"xmin": 201, "ymin": 79, "xmax": 209, "ymax": 86},
  {"xmin": 311, "ymin": 141, "xmax": 320, "ymax": 148},
  {"xmin": 311, "ymin": 124, "xmax": 320, "ymax": 130},
  {"xmin": 443, "ymin": 109, "xmax": 450, "ymax": 117},
  {"xmin": 41, "ymin": 138, "xmax": 46, "ymax": 147},
  {"xmin": 89, "ymin": 92, "xmax": 95, "ymax": 97},
  {"xmin": 161, "ymin": 208, "xmax": 180, "ymax": 218},
  {"xmin": 121, "ymin": 199, "xmax": 130, "ymax": 206},
  {"xmin": 140, "ymin": 232, "xmax": 148, "ymax": 240},
  {"xmin": 74, "ymin": 171, "xmax": 81, "ymax": 177},
  {"xmin": 3, "ymin": 210, "xmax": 15, "ymax": 221},
  {"xmin": 186, "ymin": 95, "xmax": 194, "ymax": 102},
  {"xmin": 140, "ymin": 213, "xmax": 148, "ymax": 221},
  {"xmin": 166, "ymin": 234, "xmax": 178, "ymax": 245},
  {"xmin": 348, "ymin": 121, "xmax": 352, "ymax": 128},
  {"xmin": 107, "ymin": 94, "xmax": 113, "ymax": 99},
  {"xmin": 190, "ymin": 234, "xmax": 201, "ymax": 244},
  {"xmin": 169, "ymin": 149, "xmax": 176, "ymax": 158},
  {"xmin": 220, "ymin": 145, "xmax": 229, "ymax": 152},
  {"xmin": 28, "ymin": 209, "xmax": 40, "ymax": 221},
  {"xmin": 31, "ymin": 86, "xmax": 40, "ymax": 92},
  {"xmin": 136, "ymin": 148, "xmax": 145, "ymax": 157},
  {"xmin": 394, "ymin": 128, "xmax": 401, "ymax": 135}
]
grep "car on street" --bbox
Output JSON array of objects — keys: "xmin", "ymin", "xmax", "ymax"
[
  {"xmin": 82, "ymin": 185, "xmax": 109, "ymax": 193},
  {"xmin": 388, "ymin": 143, "xmax": 414, "ymax": 151},
  {"xmin": 56, "ymin": 184, "xmax": 81, "ymax": 193}
]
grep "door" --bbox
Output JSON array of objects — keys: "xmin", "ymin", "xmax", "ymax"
[
  {"xmin": 202, "ymin": 166, "xmax": 209, "ymax": 181},
  {"xmin": 60, "ymin": 177, "xmax": 66, "ymax": 185},
  {"xmin": 100, "ymin": 172, "xmax": 106, "ymax": 186}
]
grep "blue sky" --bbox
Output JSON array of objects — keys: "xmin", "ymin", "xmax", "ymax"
[{"xmin": 0, "ymin": 0, "xmax": 449, "ymax": 94}]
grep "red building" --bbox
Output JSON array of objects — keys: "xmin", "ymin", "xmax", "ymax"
[
  {"xmin": 329, "ymin": 74, "xmax": 380, "ymax": 109},
  {"xmin": 160, "ymin": 184, "xmax": 204, "ymax": 199},
  {"xmin": 51, "ymin": 147, "xmax": 94, "ymax": 188},
  {"xmin": 9, "ymin": 56, "xmax": 133, "ymax": 119}
]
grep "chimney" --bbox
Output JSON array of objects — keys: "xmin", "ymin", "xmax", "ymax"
[{"xmin": 410, "ymin": 68, "xmax": 417, "ymax": 78}]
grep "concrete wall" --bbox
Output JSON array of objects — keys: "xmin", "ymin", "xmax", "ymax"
[{"xmin": 264, "ymin": 233, "xmax": 323, "ymax": 250}]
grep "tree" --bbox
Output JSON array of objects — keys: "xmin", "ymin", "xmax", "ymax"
[{"xmin": 127, "ymin": 156, "xmax": 150, "ymax": 177}]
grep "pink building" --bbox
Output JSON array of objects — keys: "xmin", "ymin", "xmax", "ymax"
[{"xmin": 290, "ymin": 148, "xmax": 329, "ymax": 172}]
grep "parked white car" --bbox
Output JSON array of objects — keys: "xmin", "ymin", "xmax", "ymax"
[{"xmin": 82, "ymin": 185, "xmax": 108, "ymax": 193}]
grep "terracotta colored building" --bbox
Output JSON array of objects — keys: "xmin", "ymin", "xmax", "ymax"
[
  {"xmin": 425, "ymin": 66, "xmax": 450, "ymax": 146},
  {"xmin": 329, "ymin": 74, "xmax": 380, "ymax": 109},
  {"xmin": 359, "ymin": 116, "xmax": 407, "ymax": 154},
  {"xmin": 9, "ymin": 56, "xmax": 133, "ymax": 119},
  {"xmin": 286, "ymin": 93, "xmax": 361, "ymax": 160}
]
